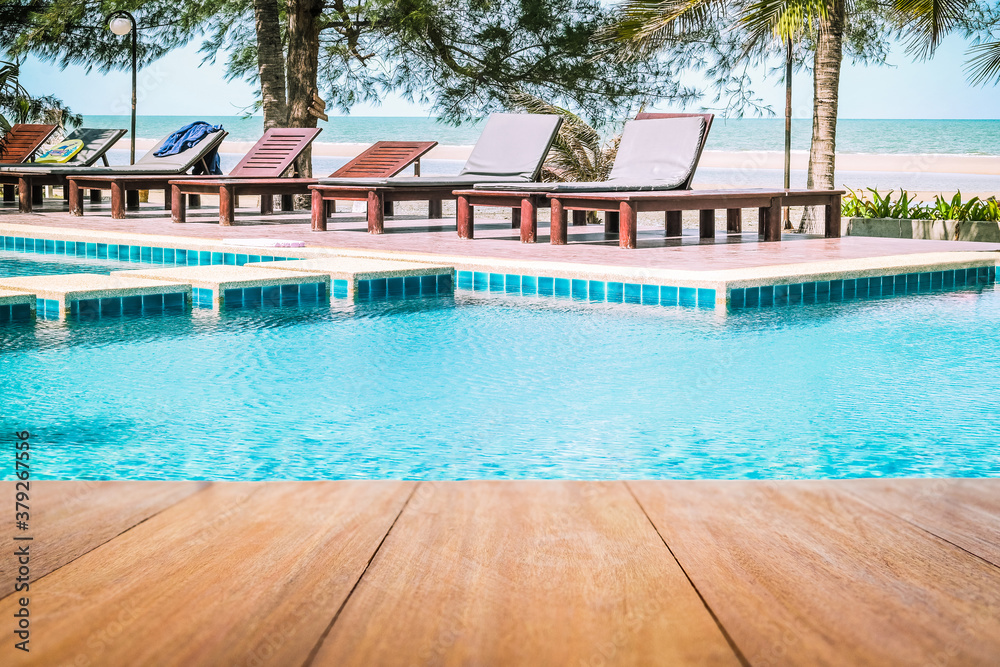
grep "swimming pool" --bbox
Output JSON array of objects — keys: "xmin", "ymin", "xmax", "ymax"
[{"xmin": 2, "ymin": 250, "xmax": 998, "ymax": 480}]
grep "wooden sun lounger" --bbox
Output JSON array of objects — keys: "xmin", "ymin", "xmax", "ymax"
[
  {"xmin": 0, "ymin": 128, "xmax": 128, "ymax": 213},
  {"xmin": 450, "ymin": 188, "xmax": 844, "ymax": 249},
  {"xmin": 0, "ymin": 124, "xmax": 58, "ymax": 203},
  {"xmin": 169, "ymin": 140, "xmax": 436, "ymax": 226}
]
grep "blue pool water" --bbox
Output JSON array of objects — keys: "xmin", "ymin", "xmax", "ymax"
[{"xmin": 1, "ymin": 255, "xmax": 999, "ymax": 480}]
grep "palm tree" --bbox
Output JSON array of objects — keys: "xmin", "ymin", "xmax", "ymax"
[{"xmin": 603, "ymin": 0, "xmax": 966, "ymax": 232}]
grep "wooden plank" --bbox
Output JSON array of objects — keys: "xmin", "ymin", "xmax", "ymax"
[
  {"xmin": 331, "ymin": 141, "xmax": 437, "ymax": 178},
  {"xmin": 0, "ymin": 124, "xmax": 57, "ymax": 163},
  {"xmin": 630, "ymin": 480, "xmax": 1000, "ymax": 666},
  {"xmin": 229, "ymin": 128, "xmax": 322, "ymax": 178},
  {"xmin": 0, "ymin": 481, "xmax": 205, "ymax": 598},
  {"xmin": 310, "ymin": 481, "xmax": 738, "ymax": 666},
  {"xmin": 841, "ymin": 478, "xmax": 1000, "ymax": 568},
  {"xmin": 0, "ymin": 481, "xmax": 413, "ymax": 667}
]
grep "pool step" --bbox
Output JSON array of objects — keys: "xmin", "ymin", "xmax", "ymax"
[
  {"xmin": 244, "ymin": 257, "xmax": 454, "ymax": 300},
  {"xmin": 0, "ymin": 274, "xmax": 191, "ymax": 320},
  {"xmin": 112, "ymin": 265, "xmax": 330, "ymax": 310},
  {"xmin": 0, "ymin": 289, "xmax": 36, "ymax": 321}
]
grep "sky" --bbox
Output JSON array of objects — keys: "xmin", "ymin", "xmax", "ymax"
[{"xmin": 16, "ymin": 33, "xmax": 999, "ymax": 120}]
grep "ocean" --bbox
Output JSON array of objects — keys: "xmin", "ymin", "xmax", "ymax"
[{"xmin": 80, "ymin": 116, "xmax": 1000, "ymax": 156}]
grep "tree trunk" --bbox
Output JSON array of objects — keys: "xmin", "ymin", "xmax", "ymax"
[
  {"xmin": 253, "ymin": 0, "xmax": 287, "ymax": 129},
  {"xmin": 800, "ymin": 0, "xmax": 844, "ymax": 233},
  {"xmin": 286, "ymin": 0, "xmax": 323, "ymax": 186}
]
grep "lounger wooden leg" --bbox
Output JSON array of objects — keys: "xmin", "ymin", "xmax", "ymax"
[
  {"xmin": 727, "ymin": 208, "xmax": 742, "ymax": 234},
  {"xmin": 280, "ymin": 194, "xmax": 293, "ymax": 212},
  {"xmin": 511, "ymin": 207, "xmax": 520, "ymax": 229},
  {"xmin": 383, "ymin": 200, "xmax": 394, "ymax": 216},
  {"xmin": 572, "ymin": 210, "xmax": 587, "ymax": 226},
  {"xmin": 761, "ymin": 197, "xmax": 782, "ymax": 242},
  {"xmin": 31, "ymin": 185, "xmax": 43, "ymax": 205},
  {"xmin": 125, "ymin": 189, "xmax": 140, "ymax": 210},
  {"xmin": 171, "ymin": 185, "xmax": 186, "ymax": 224},
  {"xmin": 18, "ymin": 178, "xmax": 32, "ymax": 213},
  {"xmin": 69, "ymin": 181, "xmax": 84, "ymax": 216},
  {"xmin": 520, "ymin": 197, "xmax": 537, "ymax": 244},
  {"xmin": 111, "ymin": 183, "xmax": 126, "ymax": 219},
  {"xmin": 90, "ymin": 189, "xmax": 101, "ymax": 204},
  {"xmin": 825, "ymin": 196, "xmax": 842, "ymax": 238},
  {"xmin": 550, "ymin": 198, "xmax": 567, "ymax": 245},
  {"xmin": 2, "ymin": 184, "xmax": 13, "ymax": 202},
  {"xmin": 428, "ymin": 199, "xmax": 443, "ymax": 219},
  {"xmin": 219, "ymin": 185, "xmax": 235, "ymax": 226},
  {"xmin": 605, "ymin": 211, "xmax": 620, "ymax": 235},
  {"xmin": 261, "ymin": 195, "xmax": 274, "ymax": 216},
  {"xmin": 367, "ymin": 190, "xmax": 384, "ymax": 234},
  {"xmin": 456, "ymin": 195, "xmax": 474, "ymax": 239},
  {"xmin": 311, "ymin": 190, "xmax": 327, "ymax": 232},
  {"xmin": 619, "ymin": 202, "xmax": 637, "ymax": 249},
  {"xmin": 665, "ymin": 211, "xmax": 683, "ymax": 237},
  {"xmin": 699, "ymin": 209, "xmax": 716, "ymax": 239}
]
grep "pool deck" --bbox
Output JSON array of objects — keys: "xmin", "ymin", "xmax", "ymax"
[{"xmin": 1, "ymin": 479, "xmax": 998, "ymax": 666}]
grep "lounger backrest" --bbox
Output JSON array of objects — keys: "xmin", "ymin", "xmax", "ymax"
[
  {"xmin": 607, "ymin": 116, "xmax": 709, "ymax": 187},
  {"xmin": 458, "ymin": 113, "xmax": 563, "ymax": 181},
  {"xmin": 630, "ymin": 112, "xmax": 714, "ymax": 189},
  {"xmin": 331, "ymin": 141, "xmax": 438, "ymax": 178},
  {"xmin": 61, "ymin": 128, "xmax": 128, "ymax": 166},
  {"xmin": 0, "ymin": 124, "xmax": 58, "ymax": 163},
  {"xmin": 132, "ymin": 129, "xmax": 230, "ymax": 173},
  {"xmin": 229, "ymin": 127, "xmax": 322, "ymax": 177}
]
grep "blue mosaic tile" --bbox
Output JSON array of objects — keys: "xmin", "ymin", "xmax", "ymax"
[
  {"xmin": 210, "ymin": 252, "xmax": 222, "ymax": 265},
  {"xmin": 488, "ymin": 273, "xmax": 504, "ymax": 291},
  {"xmin": 223, "ymin": 253, "xmax": 235, "ymax": 266},
  {"xmin": 175, "ymin": 249, "xmax": 187, "ymax": 265},
  {"xmin": 842, "ymin": 279, "xmax": 856, "ymax": 298},
  {"xmin": 521, "ymin": 275, "xmax": 537, "ymax": 296},
  {"xmin": 894, "ymin": 274, "xmax": 907, "ymax": 293},
  {"xmin": 505, "ymin": 274, "xmax": 520, "ymax": 294},
  {"xmin": 589, "ymin": 280, "xmax": 605, "ymax": 302},
  {"xmin": 660, "ymin": 285, "xmax": 678, "ymax": 307},
  {"xmin": 122, "ymin": 295, "xmax": 142, "ymax": 313},
  {"xmin": 262, "ymin": 285, "xmax": 281, "ymax": 305},
  {"xmin": 142, "ymin": 294, "xmax": 163, "ymax": 310},
  {"xmin": 404, "ymin": 275, "xmax": 421, "ymax": 295},
  {"xmin": 333, "ymin": 279, "xmax": 349, "ymax": 299},
  {"xmin": 473, "ymin": 271, "xmax": 488, "ymax": 291},
  {"xmin": 679, "ymin": 287, "xmax": 697, "ymax": 307},
  {"xmin": 130, "ymin": 246, "xmax": 141, "ymax": 262},
  {"xmin": 571, "ymin": 279, "xmax": 588, "ymax": 300},
  {"xmin": 44, "ymin": 239, "xmax": 55, "ymax": 254},
  {"xmin": 55, "ymin": 240, "xmax": 66, "ymax": 255},
  {"xmin": 247, "ymin": 254, "xmax": 260, "ymax": 264},
  {"xmin": 759, "ymin": 285, "xmax": 774, "ymax": 306},
  {"xmin": 259, "ymin": 256, "xmax": 274, "ymax": 262},
  {"xmin": 803, "ymin": 282, "xmax": 817, "ymax": 298},
  {"xmin": 193, "ymin": 287, "xmax": 214, "ymax": 308},
  {"xmin": 457, "ymin": 270, "xmax": 473, "ymax": 290},
  {"xmin": 140, "ymin": 246, "xmax": 152, "ymax": 262},
  {"xmin": 729, "ymin": 288, "xmax": 745, "ymax": 308},
  {"xmin": 606, "ymin": 282, "xmax": 624, "ymax": 303},
  {"xmin": 199, "ymin": 251, "xmax": 211, "ymax": 265},
  {"xmin": 788, "ymin": 283, "xmax": 803, "ymax": 301},
  {"xmin": 554, "ymin": 278, "xmax": 571, "ymax": 298},
  {"xmin": 386, "ymin": 277, "xmax": 403, "ymax": 296},
  {"xmin": 538, "ymin": 277, "xmax": 554, "ymax": 296},
  {"xmin": 357, "ymin": 280, "xmax": 370, "ymax": 298},
  {"xmin": 744, "ymin": 286, "xmax": 760, "ymax": 307},
  {"xmin": 370, "ymin": 278, "xmax": 387, "ymax": 297},
  {"xmin": 223, "ymin": 288, "xmax": 243, "ymax": 307},
  {"xmin": 918, "ymin": 272, "xmax": 930, "ymax": 292},
  {"xmin": 623, "ymin": 283, "xmax": 641, "ymax": 304},
  {"xmin": 436, "ymin": 273, "xmax": 451, "ymax": 292},
  {"xmin": 245, "ymin": 286, "xmax": 265, "ymax": 306},
  {"xmin": 236, "ymin": 254, "xmax": 248, "ymax": 266},
  {"xmin": 698, "ymin": 288, "xmax": 716, "ymax": 308},
  {"xmin": 13, "ymin": 237, "xmax": 23, "ymax": 251},
  {"xmin": 151, "ymin": 247, "xmax": 163, "ymax": 263},
  {"xmin": 829, "ymin": 279, "xmax": 843, "ymax": 300},
  {"xmin": 100, "ymin": 297, "xmax": 121, "ymax": 316},
  {"xmin": 3, "ymin": 236, "xmax": 12, "ymax": 250},
  {"xmin": 642, "ymin": 284, "xmax": 659, "ymax": 305},
  {"xmin": 420, "ymin": 275, "xmax": 437, "ymax": 294}
]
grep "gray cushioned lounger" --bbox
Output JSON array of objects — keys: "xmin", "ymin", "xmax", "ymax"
[
  {"xmin": 474, "ymin": 116, "xmax": 706, "ymax": 192},
  {"xmin": 316, "ymin": 113, "xmax": 562, "ymax": 187}
]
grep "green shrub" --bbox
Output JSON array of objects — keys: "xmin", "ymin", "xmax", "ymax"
[{"xmin": 842, "ymin": 188, "xmax": 1000, "ymax": 222}]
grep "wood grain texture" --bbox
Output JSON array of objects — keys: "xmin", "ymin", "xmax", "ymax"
[
  {"xmin": 841, "ymin": 478, "xmax": 1000, "ymax": 567},
  {"xmin": 310, "ymin": 481, "xmax": 738, "ymax": 666},
  {"xmin": 0, "ymin": 481, "xmax": 205, "ymax": 598},
  {"xmin": 630, "ymin": 480, "xmax": 1000, "ymax": 666},
  {"xmin": 0, "ymin": 481, "xmax": 413, "ymax": 667}
]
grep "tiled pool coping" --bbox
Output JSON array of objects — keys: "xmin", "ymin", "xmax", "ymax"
[{"xmin": 1, "ymin": 224, "xmax": 997, "ymax": 312}]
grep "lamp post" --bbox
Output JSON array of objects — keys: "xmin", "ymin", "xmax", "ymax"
[{"xmin": 107, "ymin": 11, "xmax": 137, "ymax": 165}]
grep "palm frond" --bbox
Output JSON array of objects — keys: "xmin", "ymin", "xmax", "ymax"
[
  {"xmin": 965, "ymin": 39, "xmax": 1000, "ymax": 85},
  {"xmin": 597, "ymin": 0, "xmax": 728, "ymax": 61},
  {"xmin": 894, "ymin": 0, "xmax": 971, "ymax": 58},
  {"xmin": 740, "ymin": 0, "xmax": 829, "ymax": 43}
]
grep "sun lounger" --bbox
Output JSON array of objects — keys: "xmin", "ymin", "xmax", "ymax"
[
  {"xmin": 307, "ymin": 113, "xmax": 563, "ymax": 234},
  {"xmin": 455, "ymin": 113, "xmax": 713, "ymax": 242},
  {"xmin": 0, "ymin": 123, "xmax": 58, "ymax": 203},
  {"xmin": 65, "ymin": 127, "xmax": 320, "ymax": 220},
  {"xmin": 0, "ymin": 123, "xmax": 58, "ymax": 164},
  {"xmin": 168, "ymin": 139, "xmax": 436, "ymax": 226},
  {"xmin": 0, "ymin": 128, "xmax": 127, "ymax": 213}
]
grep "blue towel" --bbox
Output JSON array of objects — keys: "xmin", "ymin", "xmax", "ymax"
[{"xmin": 154, "ymin": 121, "xmax": 223, "ymax": 157}]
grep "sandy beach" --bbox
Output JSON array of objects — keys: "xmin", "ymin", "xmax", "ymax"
[{"xmin": 118, "ymin": 138, "xmax": 1000, "ymax": 175}]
